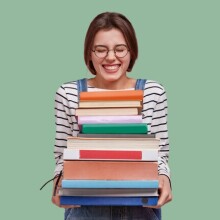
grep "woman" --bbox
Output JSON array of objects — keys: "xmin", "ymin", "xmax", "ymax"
[{"xmin": 52, "ymin": 12, "xmax": 172, "ymax": 220}]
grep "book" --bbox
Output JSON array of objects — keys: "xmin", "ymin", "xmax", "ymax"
[
  {"xmin": 77, "ymin": 134, "xmax": 155, "ymax": 138},
  {"xmin": 63, "ymin": 160, "xmax": 158, "ymax": 180},
  {"xmin": 79, "ymin": 100, "xmax": 142, "ymax": 108},
  {"xmin": 63, "ymin": 149, "xmax": 158, "ymax": 161},
  {"xmin": 58, "ymin": 188, "xmax": 158, "ymax": 197},
  {"xmin": 67, "ymin": 137, "xmax": 160, "ymax": 150},
  {"xmin": 81, "ymin": 123, "xmax": 148, "ymax": 134},
  {"xmin": 79, "ymin": 90, "xmax": 144, "ymax": 101},
  {"xmin": 77, "ymin": 115, "xmax": 143, "ymax": 125},
  {"xmin": 75, "ymin": 108, "xmax": 139, "ymax": 116},
  {"xmin": 60, "ymin": 196, "xmax": 158, "ymax": 206},
  {"xmin": 61, "ymin": 180, "xmax": 159, "ymax": 188}
]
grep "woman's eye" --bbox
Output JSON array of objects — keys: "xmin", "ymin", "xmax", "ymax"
[
  {"xmin": 97, "ymin": 49, "xmax": 107, "ymax": 53},
  {"xmin": 95, "ymin": 47, "xmax": 107, "ymax": 53},
  {"xmin": 115, "ymin": 46, "xmax": 126, "ymax": 52},
  {"xmin": 116, "ymin": 49, "xmax": 124, "ymax": 52}
]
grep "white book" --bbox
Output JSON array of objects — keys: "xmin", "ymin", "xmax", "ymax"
[
  {"xmin": 63, "ymin": 148, "xmax": 158, "ymax": 161},
  {"xmin": 77, "ymin": 115, "xmax": 143, "ymax": 125},
  {"xmin": 67, "ymin": 137, "xmax": 160, "ymax": 150}
]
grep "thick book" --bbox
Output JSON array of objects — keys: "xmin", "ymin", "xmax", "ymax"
[
  {"xmin": 77, "ymin": 115, "xmax": 143, "ymax": 125},
  {"xmin": 79, "ymin": 100, "xmax": 142, "ymax": 108},
  {"xmin": 81, "ymin": 123, "xmax": 148, "ymax": 134},
  {"xmin": 58, "ymin": 188, "xmax": 158, "ymax": 197},
  {"xmin": 60, "ymin": 196, "xmax": 158, "ymax": 206},
  {"xmin": 67, "ymin": 137, "xmax": 160, "ymax": 150},
  {"xmin": 63, "ymin": 149, "xmax": 158, "ymax": 161},
  {"xmin": 77, "ymin": 134, "xmax": 155, "ymax": 138},
  {"xmin": 62, "ymin": 180, "xmax": 159, "ymax": 188},
  {"xmin": 63, "ymin": 160, "xmax": 158, "ymax": 180},
  {"xmin": 79, "ymin": 90, "xmax": 143, "ymax": 101},
  {"xmin": 75, "ymin": 108, "xmax": 139, "ymax": 116}
]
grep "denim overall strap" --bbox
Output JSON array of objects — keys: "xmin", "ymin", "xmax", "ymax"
[
  {"xmin": 135, "ymin": 79, "xmax": 147, "ymax": 90},
  {"xmin": 77, "ymin": 78, "xmax": 87, "ymax": 99}
]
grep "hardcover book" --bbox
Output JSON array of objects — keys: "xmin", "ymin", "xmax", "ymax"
[
  {"xmin": 60, "ymin": 196, "xmax": 158, "ymax": 206},
  {"xmin": 81, "ymin": 123, "xmax": 148, "ymax": 134},
  {"xmin": 79, "ymin": 90, "xmax": 144, "ymax": 101},
  {"xmin": 61, "ymin": 180, "xmax": 159, "ymax": 188},
  {"xmin": 67, "ymin": 137, "xmax": 160, "ymax": 150},
  {"xmin": 58, "ymin": 188, "xmax": 158, "ymax": 197},
  {"xmin": 75, "ymin": 108, "xmax": 139, "ymax": 116},
  {"xmin": 63, "ymin": 149, "xmax": 158, "ymax": 161},
  {"xmin": 77, "ymin": 134, "xmax": 155, "ymax": 138},
  {"xmin": 77, "ymin": 115, "xmax": 143, "ymax": 125},
  {"xmin": 63, "ymin": 160, "xmax": 158, "ymax": 180},
  {"xmin": 78, "ymin": 100, "xmax": 142, "ymax": 108}
]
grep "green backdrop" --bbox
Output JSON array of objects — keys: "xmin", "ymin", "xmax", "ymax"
[{"xmin": 1, "ymin": 0, "xmax": 219, "ymax": 219}]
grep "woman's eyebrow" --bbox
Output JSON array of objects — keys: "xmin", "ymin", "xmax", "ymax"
[
  {"xmin": 94, "ymin": 44, "xmax": 108, "ymax": 47},
  {"xmin": 94, "ymin": 44, "xmax": 127, "ymax": 47}
]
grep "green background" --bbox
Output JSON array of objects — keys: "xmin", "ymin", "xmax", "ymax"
[{"xmin": 1, "ymin": 0, "xmax": 219, "ymax": 219}]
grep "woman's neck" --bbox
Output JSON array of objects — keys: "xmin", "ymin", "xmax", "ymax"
[{"xmin": 88, "ymin": 77, "xmax": 136, "ymax": 90}]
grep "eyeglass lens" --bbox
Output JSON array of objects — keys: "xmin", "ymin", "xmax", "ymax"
[{"xmin": 94, "ymin": 45, "xmax": 128, "ymax": 58}]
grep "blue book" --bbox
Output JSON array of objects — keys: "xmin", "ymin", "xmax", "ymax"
[
  {"xmin": 62, "ymin": 180, "xmax": 159, "ymax": 189},
  {"xmin": 60, "ymin": 196, "xmax": 158, "ymax": 206}
]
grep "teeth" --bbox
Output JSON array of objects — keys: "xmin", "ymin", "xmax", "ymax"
[{"xmin": 103, "ymin": 65, "xmax": 119, "ymax": 70}]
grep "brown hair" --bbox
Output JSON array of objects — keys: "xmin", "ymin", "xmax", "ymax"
[{"xmin": 84, "ymin": 12, "xmax": 138, "ymax": 75}]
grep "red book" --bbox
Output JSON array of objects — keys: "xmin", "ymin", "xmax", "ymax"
[{"xmin": 63, "ymin": 160, "xmax": 158, "ymax": 180}]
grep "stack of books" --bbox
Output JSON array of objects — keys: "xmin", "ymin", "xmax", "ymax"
[{"xmin": 59, "ymin": 90, "xmax": 160, "ymax": 206}]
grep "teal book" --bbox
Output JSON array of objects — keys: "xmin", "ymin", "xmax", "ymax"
[
  {"xmin": 62, "ymin": 180, "xmax": 159, "ymax": 188},
  {"xmin": 81, "ymin": 123, "xmax": 148, "ymax": 134}
]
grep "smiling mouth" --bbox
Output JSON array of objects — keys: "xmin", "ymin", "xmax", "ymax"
[{"xmin": 102, "ymin": 64, "xmax": 121, "ymax": 71}]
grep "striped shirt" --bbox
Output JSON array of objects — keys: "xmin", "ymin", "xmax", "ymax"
[{"xmin": 54, "ymin": 79, "xmax": 170, "ymax": 179}]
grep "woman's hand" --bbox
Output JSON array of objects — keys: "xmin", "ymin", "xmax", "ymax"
[
  {"xmin": 153, "ymin": 175, "xmax": 172, "ymax": 208},
  {"xmin": 144, "ymin": 174, "xmax": 172, "ymax": 208},
  {"xmin": 51, "ymin": 177, "xmax": 80, "ymax": 209}
]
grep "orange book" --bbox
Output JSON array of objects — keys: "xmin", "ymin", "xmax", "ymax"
[
  {"xmin": 79, "ymin": 90, "xmax": 143, "ymax": 101},
  {"xmin": 63, "ymin": 160, "xmax": 158, "ymax": 180}
]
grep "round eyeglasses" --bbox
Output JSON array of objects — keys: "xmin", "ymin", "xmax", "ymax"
[{"xmin": 92, "ymin": 45, "xmax": 129, "ymax": 58}]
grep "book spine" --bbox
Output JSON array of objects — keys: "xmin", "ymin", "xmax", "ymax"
[
  {"xmin": 67, "ymin": 139, "xmax": 159, "ymax": 150},
  {"xmin": 77, "ymin": 115, "xmax": 143, "ymax": 125},
  {"xmin": 63, "ymin": 161, "xmax": 158, "ymax": 180},
  {"xmin": 77, "ymin": 134, "xmax": 155, "ymax": 138},
  {"xmin": 63, "ymin": 149, "xmax": 158, "ymax": 161},
  {"xmin": 58, "ymin": 188, "xmax": 158, "ymax": 197},
  {"xmin": 61, "ymin": 180, "xmax": 159, "ymax": 188},
  {"xmin": 75, "ymin": 108, "xmax": 139, "ymax": 116},
  {"xmin": 80, "ymin": 90, "xmax": 144, "ymax": 101},
  {"xmin": 78, "ymin": 100, "xmax": 142, "ymax": 108},
  {"xmin": 60, "ymin": 196, "xmax": 158, "ymax": 206},
  {"xmin": 81, "ymin": 123, "xmax": 148, "ymax": 134}
]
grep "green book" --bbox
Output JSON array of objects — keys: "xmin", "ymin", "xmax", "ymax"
[{"xmin": 81, "ymin": 123, "xmax": 148, "ymax": 134}]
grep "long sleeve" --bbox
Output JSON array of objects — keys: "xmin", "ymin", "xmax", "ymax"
[
  {"xmin": 53, "ymin": 83, "xmax": 79, "ymax": 176},
  {"xmin": 142, "ymin": 80, "xmax": 171, "ymax": 179},
  {"xmin": 150, "ymin": 88, "xmax": 170, "ymax": 179}
]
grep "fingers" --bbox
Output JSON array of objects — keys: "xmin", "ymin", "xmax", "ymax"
[
  {"xmin": 144, "ymin": 175, "xmax": 172, "ymax": 208},
  {"xmin": 156, "ymin": 189, "xmax": 172, "ymax": 208},
  {"xmin": 156, "ymin": 175, "xmax": 172, "ymax": 208},
  {"xmin": 142, "ymin": 192, "xmax": 172, "ymax": 209}
]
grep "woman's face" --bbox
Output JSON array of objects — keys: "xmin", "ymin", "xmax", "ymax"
[{"xmin": 91, "ymin": 28, "xmax": 131, "ymax": 83}]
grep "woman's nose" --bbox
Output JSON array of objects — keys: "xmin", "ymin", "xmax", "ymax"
[{"xmin": 106, "ymin": 50, "xmax": 116, "ymax": 60}]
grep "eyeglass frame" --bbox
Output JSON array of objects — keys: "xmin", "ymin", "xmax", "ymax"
[{"xmin": 91, "ymin": 44, "xmax": 130, "ymax": 58}]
